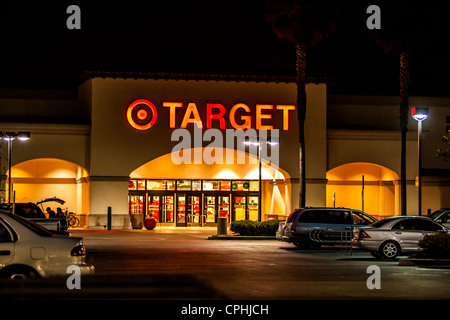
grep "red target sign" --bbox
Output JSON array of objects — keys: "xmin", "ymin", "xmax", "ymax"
[{"xmin": 126, "ymin": 99, "xmax": 158, "ymax": 130}]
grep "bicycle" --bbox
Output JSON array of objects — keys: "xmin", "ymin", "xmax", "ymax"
[{"xmin": 65, "ymin": 210, "xmax": 80, "ymax": 228}]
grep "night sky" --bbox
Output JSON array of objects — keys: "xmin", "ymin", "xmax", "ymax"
[{"xmin": 0, "ymin": 0, "xmax": 449, "ymax": 97}]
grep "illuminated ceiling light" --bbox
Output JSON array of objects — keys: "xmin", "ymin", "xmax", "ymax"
[
  {"xmin": 18, "ymin": 132, "xmax": 31, "ymax": 141},
  {"xmin": 411, "ymin": 107, "xmax": 429, "ymax": 122}
]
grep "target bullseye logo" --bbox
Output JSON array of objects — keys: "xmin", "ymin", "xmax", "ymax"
[{"xmin": 126, "ymin": 99, "xmax": 158, "ymax": 130}]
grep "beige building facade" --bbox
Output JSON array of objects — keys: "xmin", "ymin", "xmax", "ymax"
[{"xmin": 0, "ymin": 73, "xmax": 448, "ymax": 229}]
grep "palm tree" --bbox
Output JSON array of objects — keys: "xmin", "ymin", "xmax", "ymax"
[
  {"xmin": 370, "ymin": 0, "xmax": 436, "ymax": 215},
  {"xmin": 265, "ymin": 0, "xmax": 338, "ymax": 207}
]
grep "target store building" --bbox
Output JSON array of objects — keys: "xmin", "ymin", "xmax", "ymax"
[{"xmin": 1, "ymin": 72, "xmax": 449, "ymax": 229}]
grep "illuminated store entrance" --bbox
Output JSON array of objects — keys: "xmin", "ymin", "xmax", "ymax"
[{"xmin": 128, "ymin": 179, "xmax": 260, "ymax": 227}]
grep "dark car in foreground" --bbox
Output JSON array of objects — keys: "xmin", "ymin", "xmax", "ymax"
[
  {"xmin": 281, "ymin": 207, "xmax": 377, "ymax": 249},
  {"xmin": 353, "ymin": 216, "xmax": 449, "ymax": 259}
]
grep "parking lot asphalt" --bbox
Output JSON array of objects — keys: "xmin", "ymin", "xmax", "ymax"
[
  {"xmin": 3, "ymin": 227, "xmax": 450, "ymax": 306},
  {"xmin": 71, "ymin": 227, "xmax": 450, "ymax": 300}
]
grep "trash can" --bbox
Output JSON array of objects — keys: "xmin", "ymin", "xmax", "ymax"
[
  {"xmin": 217, "ymin": 217, "xmax": 227, "ymax": 236},
  {"xmin": 130, "ymin": 214, "xmax": 143, "ymax": 229}
]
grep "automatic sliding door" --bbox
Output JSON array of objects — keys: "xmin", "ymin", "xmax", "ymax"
[
  {"xmin": 218, "ymin": 196, "xmax": 230, "ymax": 223},
  {"xmin": 232, "ymin": 195, "xmax": 259, "ymax": 222},
  {"xmin": 188, "ymin": 196, "xmax": 201, "ymax": 225},
  {"xmin": 176, "ymin": 194, "xmax": 186, "ymax": 226},
  {"xmin": 129, "ymin": 195, "xmax": 144, "ymax": 215},
  {"xmin": 162, "ymin": 195, "xmax": 174, "ymax": 223},
  {"xmin": 147, "ymin": 195, "xmax": 160, "ymax": 221},
  {"xmin": 234, "ymin": 196, "xmax": 246, "ymax": 221},
  {"xmin": 203, "ymin": 194, "xmax": 230, "ymax": 225},
  {"xmin": 248, "ymin": 196, "xmax": 259, "ymax": 221},
  {"xmin": 177, "ymin": 194, "xmax": 201, "ymax": 226},
  {"xmin": 204, "ymin": 196, "xmax": 216, "ymax": 223}
]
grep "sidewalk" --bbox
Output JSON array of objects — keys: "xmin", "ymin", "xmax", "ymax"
[
  {"xmin": 68, "ymin": 226, "xmax": 277, "ymax": 239},
  {"xmin": 69, "ymin": 226, "xmax": 220, "ymax": 234}
]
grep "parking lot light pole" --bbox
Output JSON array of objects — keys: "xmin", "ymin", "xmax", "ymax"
[
  {"xmin": 411, "ymin": 107, "xmax": 428, "ymax": 216},
  {"xmin": 0, "ymin": 131, "xmax": 31, "ymax": 203},
  {"xmin": 244, "ymin": 137, "xmax": 278, "ymax": 221}
]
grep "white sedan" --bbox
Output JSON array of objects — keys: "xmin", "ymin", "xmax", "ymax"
[
  {"xmin": 0, "ymin": 210, "xmax": 94, "ymax": 279},
  {"xmin": 353, "ymin": 216, "xmax": 449, "ymax": 259}
]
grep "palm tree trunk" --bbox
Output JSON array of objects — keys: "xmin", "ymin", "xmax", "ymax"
[
  {"xmin": 296, "ymin": 42, "xmax": 307, "ymax": 208},
  {"xmin": 399, "ymin": 48, "xmax": 409, "ymax": 215}
]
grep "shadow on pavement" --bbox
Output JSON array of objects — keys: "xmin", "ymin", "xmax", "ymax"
[{"xmin": 0, "ymin": 274, "xmax": 228, "ymax": 300}]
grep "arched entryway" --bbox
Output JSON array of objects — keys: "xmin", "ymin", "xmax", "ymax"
[
  {"xmin": 7, "ymin": 158, "xmax": 89, "ymax": 225},
  {"xmin": 326, "ymin": 162, "xmax": 399, "ymax": 220},
  {"xmin": 128, "ymin": 147, "xmax": 292, "ymax": 227}
]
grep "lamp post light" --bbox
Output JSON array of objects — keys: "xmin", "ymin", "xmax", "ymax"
[
  {"xmin": 244, "ymin": 137, "xmax": 278, "ymax": 221},
  {"xmin": 0, "ymin": 131, "xmax": 31, "ymax": 203},
  {"xmin": 411, "ymin": 107, "xmax": 428, "ymax": 216}
]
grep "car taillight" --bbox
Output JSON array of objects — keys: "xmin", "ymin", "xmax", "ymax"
[
  {"xmin": 71, "ymin": 245, "xmax": 86, "ymax": 256},
  {"xmin": 290, "ymin": 225, "xmax": 296, "ymax": 232},
  {"xmin": 359, "ymin": 230, "xmax": 371, "ymax": 239}
]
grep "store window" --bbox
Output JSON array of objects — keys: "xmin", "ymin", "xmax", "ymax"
[
  {"xmin": 147, "ymin": 180, "xmax": 166, "ymax": 190},
  {"xmin": 167, "ymin": 180, "xmax": 175, "ymax": 190},
  {"xmin": 137, "ymin": 180, "xmax": 146, "ymax": 190},
  {"xmin": 203, "ymin": 180, "xmax": 220, "ymax": 191},
  {"xmin": 249, "ymin": 181, "xmax": 259, "ymax": 191},
  {"xmin": 192, "ymin": 180, "xmax": 201, "ymax": 191},
  {"xmin": 129, "ymin": 179, "xmax": 146, "ymax": 190},
  {"xmin": 129, "ymin": 180, "xmax": 137, "ymax": 190},
  {"xmin": 129, "ymin": 195, "xmax": 144, "ymax": 214},
  {"xmin": 177, "ymin": 180, "xmax": 191, "ymax": 191},
  {"xmin": 220, "ymin": 181, "xmax": 231, "ymax": 191},
  {"xmin": 232, "ymin": 181, "xmax": 250, "ymax": 191}
]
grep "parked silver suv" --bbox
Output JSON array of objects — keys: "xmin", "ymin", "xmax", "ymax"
[{"xmin": 281, "ymin": 207, "xmax": 377, "ymax": 249}]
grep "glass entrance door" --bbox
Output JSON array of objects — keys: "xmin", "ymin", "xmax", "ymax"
[
  {"xmin": 234, "ymin": 195, "xmax": 246, "ymax": 221},
  {"xmin": 248, "ymin": 196, "xmax": 259, "ymax": 221},
  {"xmin": 176, "ymin": 194, "xmax": 186, "ymax": 226},
  {"xmin": 147, "ymin": 195, "xmax": 160, "ymax": 221},
  {"xmin": 162, "ymin": 195, "xmax": 174, "ymax": 223},
  {"xmin": 177, "ymin": 194, "xmax": 201, "ymax": 226},
  {"xmin": 218, "ymin": 196, "xmax": 230, "ymax": 223},
  {"xmin": 232, "ymin": 195, "xmax": 259, "ymax": 221},
  {"xmin": 129, "ymin": 195, "xmax": 144, "ymax": 215},
  {"xmin": 187, "ymin": 195, "xmax": 201, "ymax": 225},
  {"xmin": 204, "ymin": 195, "xmax": 216, "ymax": 224},
  {"xmin": 204, "ymin": 195, "xmax": 230, "ymax": 225}
]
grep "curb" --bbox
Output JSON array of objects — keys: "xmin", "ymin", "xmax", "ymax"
[
  {"xmin": 399, "ymin": 258, "xmax": 450, "ymax": 269},
  {"xmin": 207, "ymin": 235, "xmax": 276, "ymax": 240}
]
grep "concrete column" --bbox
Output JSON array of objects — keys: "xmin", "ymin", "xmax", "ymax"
[{"xmin": 87, "ymin": 176, "xmax": 131, "ymax": 229}]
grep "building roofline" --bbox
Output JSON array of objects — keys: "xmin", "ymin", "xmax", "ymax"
[{"xmin": 81, "ymin": 70, "xmax": 328, "ymax": 84}]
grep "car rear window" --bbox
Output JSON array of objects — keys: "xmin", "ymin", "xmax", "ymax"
[
  {"xmin": 15, "ymin": 205, "xmax": 46, "ymax": 219},
  {"xmin": 10, "ymin": 213, "xmax": 54, "ymax": 237},
  {"xmin": 287, "ymin": 210, "xmax": 300, "ymax": 223},
  {"xmin": 370, "ymin": 219, "xmax": 394, "ymax": 228},
  {"xmin": 428, "ymin": 210, "xmax": 445, "ymax": 220},
  {"xmin": 298, "ymin": 210, "xmax": 351, "ymax": 224}
]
